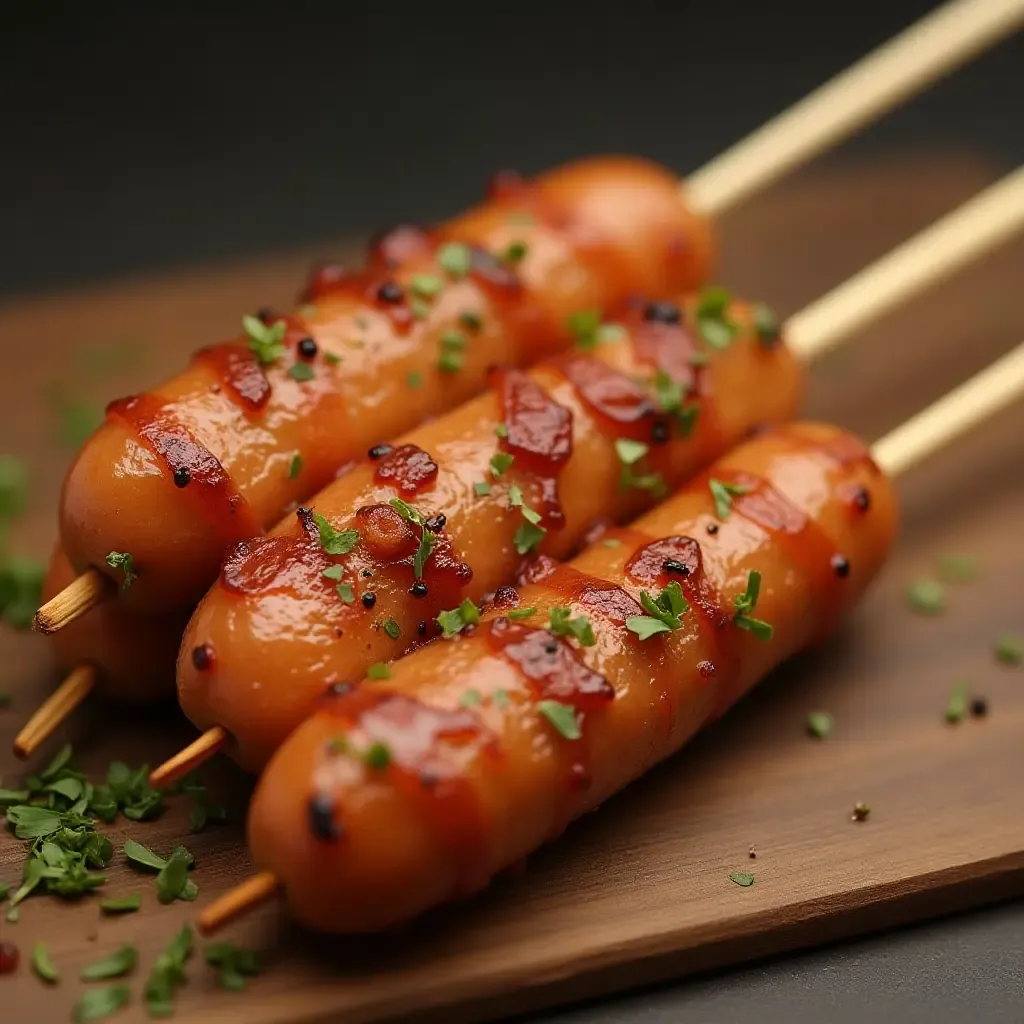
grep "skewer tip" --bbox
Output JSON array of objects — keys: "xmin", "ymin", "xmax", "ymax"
[
  {"xmin": 32, "ymin": 568, "xmax": 111, "ymax": 635},
  {"xmin": 13, "ymin": 664, "xmax": 97, "ymax": 759},
  {"xmin": 198, "ymin": 872, "xmax": 281, "ymax": 935},
  {"xmin": 149, "ymin": 726, "xmax": 229, "ymax": 789}
]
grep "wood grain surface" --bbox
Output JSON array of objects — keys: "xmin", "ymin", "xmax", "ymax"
[{"xmin": 1, "ymin": 154, "xmax": 1022, "ymax": 1024}]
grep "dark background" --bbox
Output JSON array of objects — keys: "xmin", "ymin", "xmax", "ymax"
[
  {"xmin": 3, "ymin": 2, "xmax": 1022, "ymax": 1021},
  {"xmin": 1, "ymin": 0, "xmax": 1021, "ymax": 299}
]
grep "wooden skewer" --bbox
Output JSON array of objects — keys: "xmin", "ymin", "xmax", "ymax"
[
  {"xmin": 196, "ymin": 343, "xmax": 1024, "ymax": 935},
  {"xmin": 13, "ymin": 664, "xmax": 98, "ymax": 760},
  {"xmin": 33, "ymin": 0, "xmax": 1021, "ymax": 642},
  {"xmin": 146, "ymin": 171, "xmax": 1024, "ymax": 786},
  {"xmin": 686, "ymin": 0, "xmax": 1024, "ymax": 215},
  {"xmin": 31, "ymin": 568, "xmax": 111, "ymax": 635},
  {"xmin": 148, "ymin": 726, "xmax": 228, "ymax": 789}
]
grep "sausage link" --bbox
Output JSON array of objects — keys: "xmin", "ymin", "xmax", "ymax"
[
  {"xmin": 59, "ymin": 157, "xmax": 712, "ymax": 614},
  {"xmin": 179, "ymin": 293, "xmax": 802, "ymax": 769},
  {"xmin": 246, "ymin": 423, "xmax": 897, "ymax": 932}
]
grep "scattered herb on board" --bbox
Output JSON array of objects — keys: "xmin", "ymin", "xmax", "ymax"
[
  {"xmin": 104, "ymin": 551, "xmax": 136, "ymax": 590},
  {"xmin": 708, "ymin": 478, "xmax": 750, "ymax": 520},
  {"xmin": 0, "ymin": 455, "xmax": 28, "ymax": 519},
  {"xmin": 807, "ymin": 711, "xmax": 834, "ymax": 740},
  {"xmin": 729, "ymin": 872, "xmax": 755, "ymax": 887},
  {"xmin": 937, "ymin": 554, "xmax": 978, "ymax": 582},
  {"xmin": 204, "ymin": 942, "xmax": 261, "ymax": 992},
  {"xmin": 0, "ymin": 692, "xmax": 10, "ymax": 709},
  {"xmin": 123, "ymin": 841, "xmax": 197, "ymax": 903},
  {"xmin": 288, "ymin": 453, "xmax": 303, "ymax": 479},
  {"xmin": 851, "ymin": 802, "xmax": 871, "ymax": 822},
  {"xmin": 31, "ymin": 941, "xmax": 60, "ymax": 983},
  {"xmin": 695, "ymin": 286, "xmax": 739, "ymax": 349},
  {"xmin": 536, "ymin": 700, "xmax": 582, "ymax": 740},
  {"xmin": 144, "ymin": 925, "xmax": 193, "ymax": 1018},
  {"xmin": 73, "ymin": 985, "xmax": 131, "ymax": 1022},
  {"xmin": 906, "ymin": 578, "xmax": 945, "ymax": 615},
  {"xmin": 995, "ymin": 635, "xmax": 1022, "ymax": 666},
  {"xmin": 54, "ymin": 393, "xmax": 105, "ymax": 449},
  {"xmin": 437, "ymin": 598, "xmax": 481, "ymax": 639},
  {"xmin": 733, "ymin": 571, "xmax": 773, "ymax": 641},
  {"xmin": 312, "ymin": 513, "xmax": 360, "ymax": 556},
  {"xmin": 80, "ymin": 944, "xmax": 137, "ymax": 981},
  {"xmin": 547, "ymin": 606, "xmax": 596, "ymax": 647},
  {"xmin": 626, "ymin": 581, "xmax": 688, "ymax": 641},
  {"xmin": 615, "ymin": 439, "xmax": 668, "ymax": 497},
  {"xmin": 0, "ymin": 556, "xmax": 45, "ymax": 630},
  {"xmin": 100, "ymin": 893, "xmax": 141, "ymax": 914},
  {"xmin": 945, "ymin": 683, "xmax": 969, "ymax": 724},
  {"xmin": 242, "ymin": 315, "xmax": 287, "ymax": 365},
  {"xmin": 367, "ymin": 662, "xmax": 391, "ymax": 680}
]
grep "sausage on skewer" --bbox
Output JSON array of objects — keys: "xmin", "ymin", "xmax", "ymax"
[
  {"xmin": 231, "ymin": 421, "xmax": 897, "ymax": 933},
  {"xmin": 173, "ymin": 290, "xmax": 801, "ymax": 774}
]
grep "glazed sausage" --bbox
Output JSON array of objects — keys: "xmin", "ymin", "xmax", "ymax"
[
  {"xmin": 178, "ymin": 291, "xmax": 802, "ymax": 770},
  {"xmin": 59, "ymin": 157, "xmax": 713, "ymax": 616},
  {"xmin": 245, "ymin": 422, "xmax": 897, "ymax": 932}
]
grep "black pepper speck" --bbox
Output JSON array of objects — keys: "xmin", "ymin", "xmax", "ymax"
[
  {"xmin": 368, "ymin": 444, "xmax": 393, "ymax": 460},
  {"xmin": 308, "ymin": 793, "xmax": 342, "ymax": 841},
  {"xmin": 663, "ymin": 559, "xmax": 690, "ymax": 577},
  {"xmin": 191, "ymin": 644, "xmax": 214, "ymax": 671},
  {"xmin": 377, "ymin": 281, "xmax": 403, "ymax": 304},
  {"xmin": 410, "ymin": 582, "xmax": 428, "ymax": 598},
  {"xmin": 361, "ymin": 592, "xmax": 377, "ymax": 609},
  {"xmin": 173, "ymin": 467, "xmax": 191, "ymax": 488},
  {"xmin": 297, "ymin": 337, "xmax": 318, "ymax": 359},
  {"xmin": 831, "ymin": 554, "xmax": 851, "ymax": 578}
]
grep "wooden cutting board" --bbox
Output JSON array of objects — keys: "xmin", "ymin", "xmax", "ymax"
[{"xmin": 1, "ymin": 154, "xmax": 1023, "ymax": 1024}]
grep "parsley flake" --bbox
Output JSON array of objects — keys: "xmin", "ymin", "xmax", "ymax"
[
  {"xmin": 945, "ymin": 683, "xmax": 969, "ymax": 724},
  {"xmin": 32, "ymin": 942, "xmax": 59, "ymax": 983},
  {"xmin": 548, "ymin": 606, "xmax": 596, "ymax": 646},
  {"xmin": 565, "ymin": 309, "xmax": 623, "ymax": 350},
  {"xmin": 733, "ymin": 571, "xmax": 773, "ymax": 640},
  {"xmin": 437, "ymin": 598, "xmax": 481, "ymax": 639},
  {"xmin": 80, "ymin": 944, "xmax": 137, "ymax": 981},
  {"xmin": 437, "ymin": 242, "xmax": 471, "ymax": 279},
  {"xmin": 367, "ymin": 662, "xmax": 391, "ymax": 680},
  {"xmin": 459, "ymin": 310, "xmax": 483, "ymax": 332},
  {"xmin": 537, "ymin": 700, "xmax": 581, "ymax": 740},
  {"xmin": 407, "ymin": 369, "xmax": 424, "ymax": 389},
  {"xmin": 729, "ymin": 871, "xmax": 755, "ymax": 887},
  {"xmin": 364, "ymin": 741, "xmax": 392, "ymax": 770},
  {"xmin": 73, "ymin": 985, "xmax": 131, "ymax": 1022},
  {"xmin": 995, "ymin": 635, "xmax": 1022, "ymax": 666},
  {"xmin": 615, "ymin": 438, "xmax": 667, "ymax": 497},
  {"xmin": 143, "ymin": 925, "xmax": 193, "ymax": 1018},
  {"xmin": 907, "ymin": 578, "xmax": 945, "ymax": 615},
  {"xmin": 807, "ymin": 711, "xmax": 834, "ymax": 739},
  {"xmin": 288, "ymin": 361, "xmax": 315, "ymax": 382},
  {"xmin": 474, "ymin": 480, "xmax": 492, "ymax": 497},
  {"xmin": 695, "ymin": 286, "xmax": 739, "ymax": 349},
  {"xmin": 752, "ymin": 302, "xmax": 780, "ymax": 345},
  {"xmin": 411, "ymin": 273, "xmax": 444, "ymax": 298},
  {"xmin": 459, "ymin": 689, "xmax": 482, "ymax": 707},
  {"xmin": 242, "ymin": 315, "xmax": 287, "ymax": 365},
  {"xmin": 100, "ymin": 893, "xmax": 141, "ymax": 914},
  {"xmin": 652, "ymin": 371, "xmax": 699, "ymax": 438},
  {"xmin": 313, "ymin": 513, "xmax": 360, "ymax": 556},
  {"xmin": 383, "ymin": 617, "xmax": 401, "ymax": 639},
  {"xmin": 513, "ymin": 520, "xmax": 547, "ymax": 555},
  {"xmin": 490, "ymin": 452, "xmax": 514, "ymax": 476},
  {"xmin": 626, "ymin": 581, "xmax": 688, "ymax": 640},
  {"xmin": 204, "ymin": 942, "xmax": 260, "ymax": 992},
  {"xmin": 288, "ymin": 453, "xmax": 303, "ymax": 479},
  {"xmin": 105, "ymin": 551, "xmax": 136, "ymax": 589},
  {"xmin": 507, "ymin": 607, "xmax": 537, "ymax": 621},
  {"xmin": 709, "ymin": 478, "xmax": 750, "ymax": 520}
]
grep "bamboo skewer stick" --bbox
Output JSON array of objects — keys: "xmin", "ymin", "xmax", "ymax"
[
  {"xmin": 196, "ymin": 341, "xmax": 1024, "ymax": 935},
  {"xmin": 686, "ymin": 0, "xmax": 1024, "ymax": 215},
  {"xmin": 12, "ymin": 665, "xmax": 98, "ymax": 760},
  {"xmin": 31, "ymin": 0, "xmax": 1024, "ymax": 642},
  {"xmin": 32, "ymin": 568, "xmax": 111, "ymax": 635},
  {"xmin": 147, "ymin": 173, "xmax": 1024, "ymax": 787}
]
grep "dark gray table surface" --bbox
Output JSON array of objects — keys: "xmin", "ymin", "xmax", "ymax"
[{"xmin": 3, "ymin": 3, "xmax": 1022, "ymax": 1020}]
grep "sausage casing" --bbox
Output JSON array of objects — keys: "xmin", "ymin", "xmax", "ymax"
[
  {"xmin": 245, "ymin": 423, "xmax": 897, "ymax": 933},
  {"xmin": 179, "ymin": 293, "xmax": 802, "ymax": 769},
  {"xmin": 59, "ymin": 158, "xmax": 713, "ymax": 615}
]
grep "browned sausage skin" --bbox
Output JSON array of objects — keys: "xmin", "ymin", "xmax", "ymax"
[
  {"xmin": 245, "ymin": 423, "xmax": 896, "ymax": 933},
  {"xmin": 178, "ymin": 292, "xmax": 802, "ymax": 769},
  {"xmin": 59, "ymin": 158, "xmax": 713, "ymax": 615}
]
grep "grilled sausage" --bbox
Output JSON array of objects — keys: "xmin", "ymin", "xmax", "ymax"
[
  {"xmin": 59, "ymin": 157, "xmax": 713, "ymax": 616},
  {"xmin": 245, "ymin": 422, "xmax": 896, "ymax": 933},
  {"xmin": 178, "ymin": 291, "xmax": 802, "ymax": 770}
]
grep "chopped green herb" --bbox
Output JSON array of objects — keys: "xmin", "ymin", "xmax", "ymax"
[
  {"xmin": 156, "ymin": 847, "xmax": 197, "ymax": 904},
  {"xmin": 493, "ymin": 689, "xmax": 510, "ymax": 709},
  {"xmin": 513, "ymin": 519, "xmax": 547, "ymax": 555},
  {"xmin": 937, "ymin": 554, "xmax": 978, "ymax": 582},
  {"xmin": 474, "ymin": 480, "xmax": 492, "ymax": 497},
  {"xmin": 313, "ymin": 513, "xmax": 360, "ymax": 556},
  {"xmin": 323, "ymin": 351, "xmax": 342, "ymax": 365},
  {"xmin": 437, "ymin": 598, "xmax": 481, "ymax": 639},
  {"xmin": 389, "ymin": 497, "xmax": 426, "ymax": 525},
  {"xmin": 105, "ymin": 551, "xmax": 136, "ymax": 590},
  {"xmin": 288, "ymin": 361, "xmax": 315, "ymax": 382},
  {"xmin": 490, "ymin": 452, "xmax": 514, "ymax": 476},
  {"xmin": 752, "ymin": 302, "xmax": 780, "ymax": 345},
  {"xmin": 945, "ymin": 683, "xmax": 969, "ymax": 724},
  {"xmin": 383, "ymin": 617, "xmax": 401, "ymax": 639},
  {"xmin": 364, "ymin": 742, "xmax": 391, "ymax": 771},
  {"xmin": 502, "ymin": 240, "xmax": 528, "ymax": 264},
  {"xmin": 564, "ymin": 309, "xmax": 624, "ymax": 350},
  {"xmin": 367, "ymin": 662, "xmax": 391, "ymax": 680},
  {"xmin": 507, "ymin": 483, "xmax": 524, "ymax": 508},
  {"xmin": 995, "ymin": 635, "xmax": 1022, "ymax": 665},
  {"xmin": 652, "ymin": 370, "xmax": 699, "ymax": 439},
  {"xmin": 695, "ymin": 286, "xmax": 739, "ymax": 349},
  {"xmin": 81, "ymin": 944, "xmax": 137, "ymax": 981},
  {"xmin": 410, "ymin": 296, "xmax": 431, "ymax": 320},
  {"xmin": 537, "ymin": 700, "xmax": 581, "ymax": 740},
  {"xmin": 288, "ymin": 453, "xmax": 302, "ymax": 479},
  {"xmin": 410, "ymin": 273, "xmax": 444, "ymax": 298},
  {"xmin": 322, "ymin": 565, "xmax": 343, "ymax": 581},
  {"xmin": 709, "ymin": 478, "xmax": 750, "ymax": 520},
  {"xmin": 807, "ymin": 711, "xmax": 834, "ymax": 740},
  {"xmin": 459, "ymin": 310, "xmax": 483, "ymax": 332},
  {"xmin": 459, "ymin": 689, "xmax": 482, "ymax": 707},
  {"xmin": 733, "ymin": 570, "xmax": 773, "ymax": 640},
  {"xmin": 626, "ymin": 581, "xmax": 688, "ymax": 640},
  {"xmin": 615, "ymin": 438, "xmax": 668, "ymax": 497},
  {"xmin": 204, "ymin": 941, "xmax": 260, "ymax": 992},
  {"xmin": 242, "ymin": 314, "xmax": 286, "ymax": 365},
  {"xmin": 438, "ymin": 349, "xmax": 464, "ymax": 373},
  {"xmin": 437, "ymin": 242, "xmax": 471, "ymax": 279},
  {"xmin": 602, "ymin": 538, "xmax": 622, "ymax": 548},
  {"xmin": 123, "ymin": 839, "xmax": 182, "ymax": 872},
  {"xmin": 615, "ymin": 438, "xmax": 649, "ymax": 465},
  {"xmin": 494, "ymin": 423, "xmax": 509, "ymax": 439},
  {"xmin": 907, "ymin": 578, "xmax": 945, "ymax": 615},
  {"xmin": 507, "ymin": 607, "xmax": 537, "ymax": 621},
  {"xmin": 6, "ymin": 904, "xmax": 18, "ymax": 922},
  {"xmin": 335, "ymin": 582, "xmax": 355, "ymax": 604},
  {"xmin": 73, "ymin": 985, "xmax": 131, "ymax": 1022},
  {"xmin": 100, "ymin": 893, "xmax": 141, "ymax": 914},
  {"xmin": 0, "ymin": 556, "xmax": 45, "ymax": 630},
  {"xmin": 0, "ymin": 881, "xmax": 9, "ymax": 900},
  {"xmin": 407, "ymin": 369, "xmax": 424, "ymax": 389},
  {"xmin": 31, "ymin": 941, "xmax": 59, "ymax": 983},
  {"xmin": 177, "ymin": 772, "xmax": 227, "ymax": 833},
  {"xmin": 729, "ymin": 871, "xmax": 755, "ymax": 887},
  {"xmin": 0, "ymin": 455, "xmax": 28, "ymax": 519},
  {"xmin": 548, "ymin": 606, "xmax": 596, "ymax": 646},
  {"xmin": 143, "ymin": 925, "xmax": 192, "ymax": 1018},
  {"xmin": 413, "ymin": 528, "xmax": 436, "ymax": 579}
]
